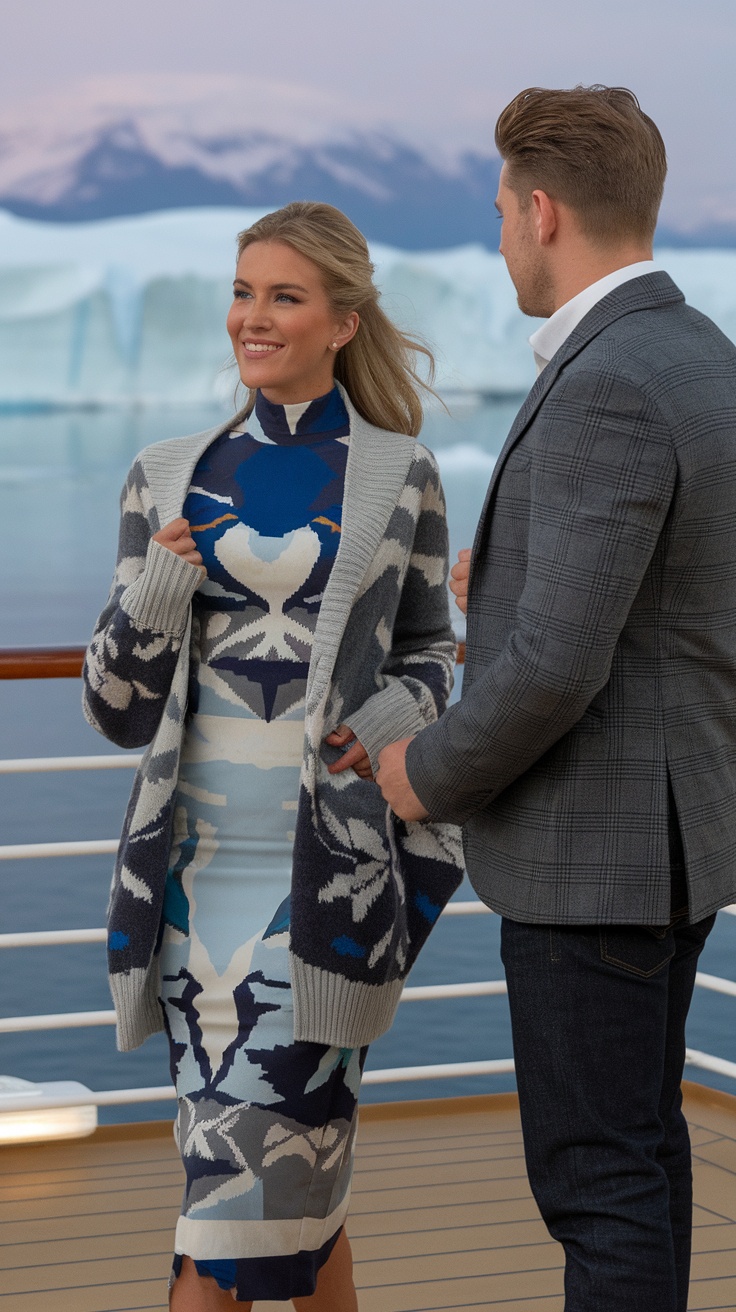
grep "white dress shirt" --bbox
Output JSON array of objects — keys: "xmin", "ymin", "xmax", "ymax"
[{"xmin": 528, "ymin": 260, "xmax": 658, "ymax": 375}]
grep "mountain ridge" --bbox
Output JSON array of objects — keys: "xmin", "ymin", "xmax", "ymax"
[{"xmin": 1, "ymin": 77, "xmax": 733, "ymax": 250}]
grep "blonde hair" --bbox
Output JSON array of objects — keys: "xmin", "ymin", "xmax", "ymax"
[{"xmin": 234, "ymin": 201, "xmax": 438, "ymax": 437}]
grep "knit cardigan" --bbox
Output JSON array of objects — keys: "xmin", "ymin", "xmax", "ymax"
[{"xmin": 83, "ymin": 389, "xmax": 464, "ymax": 1052}]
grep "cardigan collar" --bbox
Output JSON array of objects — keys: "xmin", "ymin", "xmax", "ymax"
[{"xmin": 138, "ymin": 382, "xmax": 417, "ymax": 715}]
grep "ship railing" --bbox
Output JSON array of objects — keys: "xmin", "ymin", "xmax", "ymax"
[{"xmin": 2, "ymin": 645, "xmax": 735, "ymax": 1113}]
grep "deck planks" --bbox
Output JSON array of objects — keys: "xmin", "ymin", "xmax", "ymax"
[{"xmin": 0, "ymin": 1083, "xmax": 733, "ymax": 1311}]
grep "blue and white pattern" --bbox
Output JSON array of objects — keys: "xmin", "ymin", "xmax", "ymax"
[
  {"xmin": 83, "ymin": 381, "xmax": 463, "ymax": 1055},
  {"xmin": 159, "ymin": 388, "xmax": 363, "ymax": 1300}
]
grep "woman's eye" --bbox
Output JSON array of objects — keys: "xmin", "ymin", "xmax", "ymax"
[
  {"xmin": 275, "ymin": 293, "xmax": 298, "ymax": 303},
  {"xmin": 233, "ymin": 289, "xmax": 252, "ymax": 300}
]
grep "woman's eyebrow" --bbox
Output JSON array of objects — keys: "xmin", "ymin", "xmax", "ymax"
[{"xmin": 233, "ymin": 278, "xmax": 309, "ymax": 293}]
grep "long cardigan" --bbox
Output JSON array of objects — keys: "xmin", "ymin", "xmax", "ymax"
[{"xmin": 83, "ymin": 389, "xmax": 464, "ymax": 1052}]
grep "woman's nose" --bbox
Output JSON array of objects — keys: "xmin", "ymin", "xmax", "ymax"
[{"xmin": 243, "ymin": 297, "xmax": 272, "ymax": 329}]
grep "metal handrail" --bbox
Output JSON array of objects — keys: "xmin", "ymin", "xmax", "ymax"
[
  {"xmin": 0, "ymin": 839, "xmax": 119, "ymax": 860},
  {"xmin": 1, "ymin": 643, "xmax": 734, "ymax": 1109},
  {"xmin": 0, "ymin": 754, "xmax": 142, "ymax": 774},
  {"xmin": 0, "ymin": 978, "xmax": 513, "ymax": 1035},
  {"xmin": 0, "ymin": 1047, "xmax": 733, "ymax": 1114},
  {"xmin": 0, "ymin": 903, "xmax": 491, "ymax": 950},
  {"xmin": 3, "ymin": 968, "xmax": 735, "ymax": 1036}
]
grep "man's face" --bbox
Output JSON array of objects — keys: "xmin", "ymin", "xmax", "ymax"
[{"xmin": 496, "ymin": 164, "xmax": 555, "ymax": 319}]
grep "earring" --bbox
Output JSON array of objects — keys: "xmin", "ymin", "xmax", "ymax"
[{"xmin": 331, "ymin": 342, "xmax": 338, "ymax": 349}]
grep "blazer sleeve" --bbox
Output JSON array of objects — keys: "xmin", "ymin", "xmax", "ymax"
[
  {"xmin": 82, "ymin": 460, "xmax": 203, "ymax": 749},
  {"xmin": 406, "ymin": 370, "xmax": 677, "ymax": 823},
  {"xmin": 343, "ymin": 447, "xmax": 456, "ymax": 774}
]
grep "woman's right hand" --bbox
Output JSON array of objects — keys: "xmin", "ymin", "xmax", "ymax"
[{"xmin": 152, "ymin": 518, "xmax": 205, "ymax": 572}]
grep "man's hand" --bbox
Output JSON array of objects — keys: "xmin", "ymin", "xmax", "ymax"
[
  {"xmin": 153, "ymin": 518, "xmax": 205, "ymax": 574},
  {"xmin": 449, "ymin": 547, "xmax": 471, "ymax": 614},
  {"xmin": 325, "ymin": 724, "xmax": 373, "ymax": 779},
  {"xmin": 376, "ymin": 738, "xmax": 430, "ymax": 821}
]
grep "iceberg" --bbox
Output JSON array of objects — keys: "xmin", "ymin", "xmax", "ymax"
[{"xmin": 1, "ymin": 206, "xmax": 736, "ymax": 407}]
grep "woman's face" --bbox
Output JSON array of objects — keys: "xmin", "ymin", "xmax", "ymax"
[{"xmin": 227, "ymin": 240, "xmax": 359, "ymax": 404}]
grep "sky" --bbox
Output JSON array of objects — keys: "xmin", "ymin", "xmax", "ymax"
[{"xmin": 1, "ymin": 0, "xmax": 735, "ymax": 228}]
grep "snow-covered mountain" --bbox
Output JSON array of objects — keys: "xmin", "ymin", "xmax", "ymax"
[
  {"xmin": 0, "ymin": 75, "xmax": 502, "ymax": 248},
  {"xmin": 0, "ymin": 75, "xmax": 733, "ymax": 248}
]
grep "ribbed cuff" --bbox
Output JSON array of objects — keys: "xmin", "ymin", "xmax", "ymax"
[
  {"xmin": 120, "ymin": 539, "xmax": 202, "ymax": 635},
  {"xmin": 345, "ymin": 682, "xmax": 429, "ymax": 775},
  {"xmin": 404, "ymin": 721, "xmax": 473, "ymax": 825},
  {"xmin": 110, "ymin": 965, "xmax": 164, "ymax": 1052},
  {"xmin": 290, "ymin": 957, "xmax": 405, "ymax": 1047}
]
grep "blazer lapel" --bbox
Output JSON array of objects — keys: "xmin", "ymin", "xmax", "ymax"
[
  {"xmin": 308, "ymin": 389, "xmax": 415, "ymax": 705},
  {"xmin": 471, "ymin": 271, "xmax": 684, "ymax": 554}
]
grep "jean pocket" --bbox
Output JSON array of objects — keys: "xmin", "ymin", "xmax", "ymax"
[{"xmin": 600, "ymin": 925, "xmax": 675, "ymax": 977}]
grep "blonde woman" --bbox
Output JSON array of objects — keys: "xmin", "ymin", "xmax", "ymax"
[{"xmin": 83, "ymin": 202, "xmax": 464, "ymax": 1311}]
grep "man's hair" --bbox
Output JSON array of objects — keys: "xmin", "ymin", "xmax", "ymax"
[{"xmin": 495, "ymin": 85, "xmax": 667, "ymax": 244}]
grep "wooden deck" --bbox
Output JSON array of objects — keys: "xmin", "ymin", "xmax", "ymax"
[{"xmin": 1, "ymin": 1082, "xmax": 736, "ymax": 1310}]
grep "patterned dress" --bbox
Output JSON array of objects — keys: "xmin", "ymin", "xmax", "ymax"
[{"xmin": 159, "ymin": 387, "xmax": 365, "ymax": 1302}]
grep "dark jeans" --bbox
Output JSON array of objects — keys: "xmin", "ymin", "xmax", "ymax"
[{"xmin": 501, "ymin": 908, "xmax": 715, "ymax": 1311}]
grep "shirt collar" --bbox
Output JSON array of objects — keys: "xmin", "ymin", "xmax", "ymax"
[{"xmin": 528, "ymin": 260, "xmax": 658, "ymax": 376}]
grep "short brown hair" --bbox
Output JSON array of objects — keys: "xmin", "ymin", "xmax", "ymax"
[{"xmin": 495, "ymin": 85, "xmax": 667, "ymax": 244}]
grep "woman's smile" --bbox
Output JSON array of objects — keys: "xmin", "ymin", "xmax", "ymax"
[{"xmin": 241, "ymin": 339, "xmax": 285, "ymax": 357}]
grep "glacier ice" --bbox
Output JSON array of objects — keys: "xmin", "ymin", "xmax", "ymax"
[{"xmin": 1, "ymin": 206, "xmax": 736, "ymax": 406}]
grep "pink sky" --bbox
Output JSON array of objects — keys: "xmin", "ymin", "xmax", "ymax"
[{"xmin": 2, "ymin": 0, "xmax": 734, "ymax": 228}]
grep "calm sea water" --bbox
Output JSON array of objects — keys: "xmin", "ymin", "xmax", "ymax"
[{"xmin": 1, "ymin": 399, "xmax": 734, "ymax": 1121}]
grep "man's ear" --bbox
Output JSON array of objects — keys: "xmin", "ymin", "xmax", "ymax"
[{"xmin": 531, "ymin": 189, "xmax": 557, "ymax": 246}]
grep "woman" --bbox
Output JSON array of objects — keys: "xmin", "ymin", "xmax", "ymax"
[{"xmin": 83, "ymin": 201, "xmax": 464, "ymax": 1310}]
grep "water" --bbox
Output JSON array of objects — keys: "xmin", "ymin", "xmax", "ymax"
[{"xmin": 1, "ymin": 398, "xmax": 734, "ymax": 1122}]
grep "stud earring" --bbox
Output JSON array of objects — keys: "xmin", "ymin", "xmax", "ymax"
[{"xmin": 331, "ymin": 342, "xmax": 338, "ymax": 349}]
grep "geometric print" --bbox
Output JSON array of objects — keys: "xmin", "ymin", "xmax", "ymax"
[{"xmin": 160, "ymin": 387, "xmax": 360, "ymax": 1298}]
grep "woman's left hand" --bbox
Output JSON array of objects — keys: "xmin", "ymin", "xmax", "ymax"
[{"xmin": 325, "ymin": 724, "xmax": 373, "ymax": 779}]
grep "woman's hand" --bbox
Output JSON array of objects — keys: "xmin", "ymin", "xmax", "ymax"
[
  {"xmin": 325, "ymin": 724, "xmax": 373, "ymax": 779},
  {"xmin": 449, "ymin": 547, "xmax": 471, "ymax": 614},
  {"xmin": 153, "ymin": 518, "xmax": 205, "ymax": 572}
]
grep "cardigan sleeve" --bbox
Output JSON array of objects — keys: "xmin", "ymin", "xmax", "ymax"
[
  {"xmin": 82, "ymin": 460, "xmax": 203, "ymax": 749},
  {"xmin": 343, "ymin": 447, "xmax": 456, "ymax": 773}
]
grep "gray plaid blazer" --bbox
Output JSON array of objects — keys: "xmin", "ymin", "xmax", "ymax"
[{"xmin": 407, "ymin": 271, "xmax": 736, "ymax": 925}]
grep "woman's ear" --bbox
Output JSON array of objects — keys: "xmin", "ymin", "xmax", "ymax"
[{"xmin": 332, "ymin": 311, "xmax": 360, "ymax": 350}]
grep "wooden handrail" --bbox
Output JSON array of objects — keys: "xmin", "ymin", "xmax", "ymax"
[
  {"xmin": 0, "ymin": 647, "xmax": 86, "ymax": 680},
  {"xmin": 0, "ymin": 642, "xmax": 465, "ymax": 680}
]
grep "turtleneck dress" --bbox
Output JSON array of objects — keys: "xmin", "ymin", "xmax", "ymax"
[{"xmin": 158, "ymin": 387, "xmax": 364, "ymax": 1302}]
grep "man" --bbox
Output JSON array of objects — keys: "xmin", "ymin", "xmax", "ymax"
[{"xmin": 376, "ymin": 85, "xmax": 736, "ymax": 1311}]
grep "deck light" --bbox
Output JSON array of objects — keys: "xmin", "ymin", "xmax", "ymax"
[{"xmin": 0, "ymin": 1076, "xmax": 97, "ymax": 1144}]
